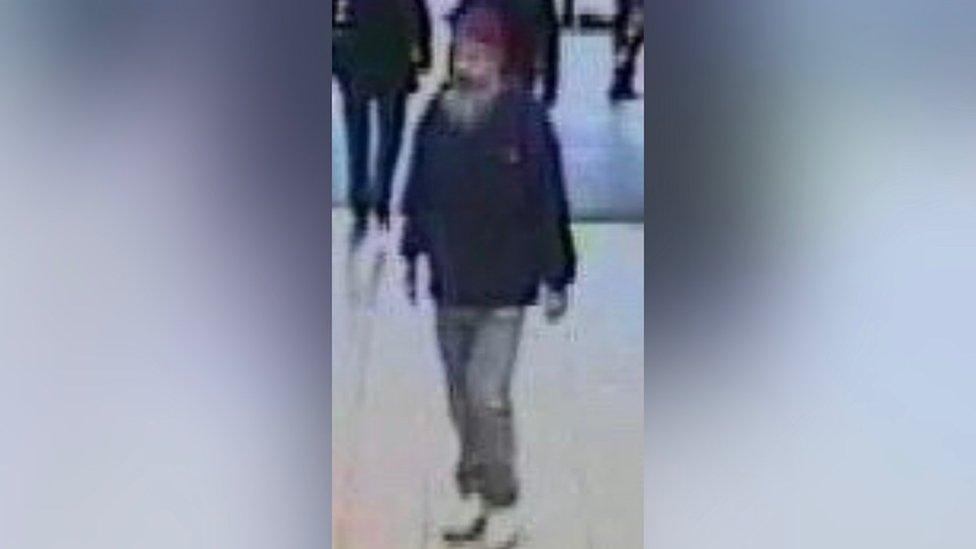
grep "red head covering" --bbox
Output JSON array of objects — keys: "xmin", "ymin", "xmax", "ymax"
[
  {"xmin": 452, "ymin": 1, "xmax": 528, "ymax": 75},
  {"xmin": 456, "ymin": 4, "xmax": 507, "ymax": 48}
]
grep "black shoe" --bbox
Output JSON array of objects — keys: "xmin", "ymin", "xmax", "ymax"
[
  {"xmin": 442, "ymin": 514, "xmax": 487, "ymax": 545},
  {"xmin": 349, "ymin": 210, "xmax": 368, "ymax": 249},
  {"xmin": 609, "ymin": 67, "xmax": 639, "ymax": 102},
  {"xmin": 609, "ymin": 84, "xmax": 639, "ymax": 102},
  {"xmin": 374, "ymin": 203, "xmax": 390, "ymax": 232}
]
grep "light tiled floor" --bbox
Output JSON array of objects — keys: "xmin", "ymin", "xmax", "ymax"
[{"xmin": 331, "ymin": 211, "xmax": 644, "ymax": 548}]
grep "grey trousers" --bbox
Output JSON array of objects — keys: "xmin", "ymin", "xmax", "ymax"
[{"xmin": 436, "ymin": 306, "xmax": 525, "ymax": 508}]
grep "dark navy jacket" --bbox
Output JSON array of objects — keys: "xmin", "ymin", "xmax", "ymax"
[{"xmin": 400, "ymin": 88, "xmax": 577, "ymax": 307}]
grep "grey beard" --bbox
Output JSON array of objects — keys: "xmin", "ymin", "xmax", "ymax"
[{"xmin": 443, "ymin": 88, "xmax": 494, "ymax": 129}]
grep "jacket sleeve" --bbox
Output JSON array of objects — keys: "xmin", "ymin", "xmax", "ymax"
[
  {"xmin": 399, "ymin": 99, "xmax": 437, "ymax": 262},
  {"xmin": 526, "ymin": 101, "xmax": 576, "ymax": 291}
]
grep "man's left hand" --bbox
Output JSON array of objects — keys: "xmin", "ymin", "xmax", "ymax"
[{"xmin": 544, "ymin": 287, "xmax": 569, "ymax": 323}]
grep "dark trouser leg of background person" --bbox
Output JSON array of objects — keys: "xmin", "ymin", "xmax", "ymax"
[
  {"xmin": 338, "ymin": 78, "xmax": 372, "ymax": 235},
  {"xmin": 436, "ymin": 307, "xmax": 525, "ymax": 541},
  {"xmin": 375, "ymin": 91, "xmax": 408, "ymax": 229},
  {"xmin": 541, "ymin": 25, "xmax": 560, "ymax": 107},
  {"xmin": 612, "ymin": 30, "xmax": 643, "ymax": 101},
  {"xmin": 610, "ymin": 0, "xmax": 642, "ymax": 101}
]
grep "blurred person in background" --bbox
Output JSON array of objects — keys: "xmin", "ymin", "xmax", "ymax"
[
  {"xmin": 399, "ymin": 2, "xmax": 576, "ymax": 546},
  {"xmin": 448, "ymin": 0, "xmax": 561, "ymax": 108},
  {"xmin": 332, "ymin": 0, "xmax": 432, "ymax": 241},
  {"xmin": 609, "ymin": 0, "xmax": 643, "ymax": 101}
]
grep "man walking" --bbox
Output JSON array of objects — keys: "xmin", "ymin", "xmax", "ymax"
[
  {"xmin": 332, "ymin": 0, "xmax": 432, "ymax": 239},
  {"xmin": 400, "ymin": 2, "xmax": 577, "ymax": 546}
]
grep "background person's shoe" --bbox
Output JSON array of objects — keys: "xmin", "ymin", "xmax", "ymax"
[
  {"xmin": 349, "ymin": 213, "xmax": 368, "ymax": 250},
  {"xmin": 351, "ymin": 201, "xmax": 369, "ymax": 226},
  {"xmin": 374, "ymin": 203, "xmax": 390, "ymax": 232},
  {"xmin": 609, "ymin": 82, "xmax": 639, "ymax": 102},
  {"xmin": 609, "ymin": 67, "xmax": 639, "ymax": 102}
]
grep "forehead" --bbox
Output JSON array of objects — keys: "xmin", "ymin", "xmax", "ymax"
[
  {"xmin": 453, "ymin": 6, "xmax": 509, "ymax": 51},
  {"xmin": 454, "ymin": 36, "xmax": 503, "ymax": 59}
]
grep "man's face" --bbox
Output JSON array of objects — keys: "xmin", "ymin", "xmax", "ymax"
[{"xmin": 453, "ymin": 37, "xmax": 503, "ymax": 91}]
